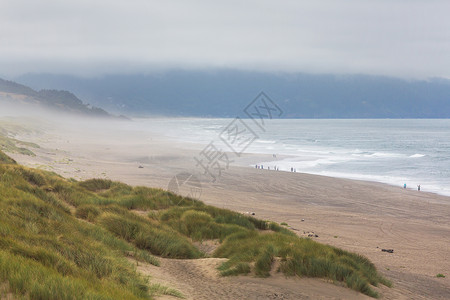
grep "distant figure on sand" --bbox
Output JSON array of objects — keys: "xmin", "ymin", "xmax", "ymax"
[
  {"xmin": 417, "ymin": 185, "xmax": 421, "ymax": 191},
  {"xmin": 403, "ymin": 183, "xmax": 407, "ymax": 189}
]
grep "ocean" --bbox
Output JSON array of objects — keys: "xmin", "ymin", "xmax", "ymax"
[{"xmin": 135, "ymin": 118, "xmax": 450, "ymax": 197}]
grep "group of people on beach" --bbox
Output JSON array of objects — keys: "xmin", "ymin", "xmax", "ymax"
[
  {"xmin": 255, "ymin": 165, "xmax": 280, "ymax": 171},
  {"xmin": 255, "ymin": 165, "xmax": 298, "ymax": 172},
  {"xmin": 256, "ymin": 166, "xmax": 423, "ymax": 191},
  {"xmin": 255, "ymin": 153, "xmax": 300, "ymax": 172}
]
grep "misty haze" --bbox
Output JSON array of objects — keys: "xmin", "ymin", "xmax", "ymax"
[{"xmin": 1, "ymin": 1, "xmax": 449, "ymax": 299}]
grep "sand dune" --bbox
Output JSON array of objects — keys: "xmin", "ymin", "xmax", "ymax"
[{"xmin": 6, "ymin": 119, "xmax": 450, "ymax": 299}]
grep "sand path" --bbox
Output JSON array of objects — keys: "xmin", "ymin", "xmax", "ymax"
[{"xmin": 134, "ymin": 257, "xmax": 370, "ymax": 300}]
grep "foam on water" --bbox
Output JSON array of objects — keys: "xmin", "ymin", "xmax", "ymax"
[{"xmin": 136, "ymin": 118, "xmax": 450, "ymax": 197}]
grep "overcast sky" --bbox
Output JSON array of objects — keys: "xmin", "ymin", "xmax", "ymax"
[{"xmin": 1, "ymin": 0, "xmax": 449, "ymax": 78}]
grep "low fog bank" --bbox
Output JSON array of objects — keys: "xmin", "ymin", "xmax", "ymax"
[
  {"xmin": 1, "ymin": 101, "xmax": 226, "ymax": 192},
  {"xmin": 0, "ymin": 100, "xmax": 201, "ymax": 193},
  {"xmin": 0, "ymin": 99, "xmax": 131, "ymax": 133},
  {"xmin": 0, "ymin": 100, "xmax": 185, "ymax": 163}
]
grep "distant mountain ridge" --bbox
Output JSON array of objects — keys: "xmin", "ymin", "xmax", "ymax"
[
  {"xmin": 14, "ymin": 71, "xmax": 450, "ymax": 118},
  {"xmin": 0, "ymin": 78, "xmax": 111, "ymax": 117}
]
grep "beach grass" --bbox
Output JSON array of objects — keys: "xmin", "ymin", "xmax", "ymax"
[
  {"xmin": 0, "ymin": 149, "xmax": 390, "ymax": 298},
  {"xmin": 0, "ymin": 148, "xmax": 16, "ymax": 164},
  {"xmin": 0, "ymin": 151, "xmax": 177, "ymax": 299},
  {"xmin": 156, "ymin": 200, "xmax": 390, "ymax": 297},
  {"xmin": 0, "ymin": 133, "xmax": 39, "ymax": 156},
  {"xmin": 215, "ymin": 230, "xmax": 391, "ymax": 297}
]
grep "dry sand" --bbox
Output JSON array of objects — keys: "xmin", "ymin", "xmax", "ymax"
[{"xmin": 5, "ymin": 118, "xmax": 450, "ymax": 299}]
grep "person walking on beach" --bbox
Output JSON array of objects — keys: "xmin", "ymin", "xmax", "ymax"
[
  {"xmin": 403, "ymin": 183, "xmax": 407, "ymax": 189},
  {"xmin": 417, "ymin": 184, "xmax": 421, "ymax": 191}
]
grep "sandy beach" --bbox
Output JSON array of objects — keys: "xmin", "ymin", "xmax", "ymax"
[{"xmin": 6, "ymin": 118, "xmax": 450, "ymax": 299}]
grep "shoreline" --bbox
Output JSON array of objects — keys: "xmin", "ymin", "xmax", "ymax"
[
  {"xmin": 247, "ymin": 164, "xmax": 450, "ymax": 200},
  {"xmin": 233, "ymin": 151, "xmax": 450, "ymax": 199},
  {"xmin": 130, "ymin": 117, "xmax": 450, "ymax": 198}
]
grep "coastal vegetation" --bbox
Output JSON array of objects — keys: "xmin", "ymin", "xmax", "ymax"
[
  {"xmin": 0, "ymin": 149, "xmax": 390, "ymax": 298},
  {"xmin": 0, "ymin": 134, "xmax": 38, "ymax": 156}
]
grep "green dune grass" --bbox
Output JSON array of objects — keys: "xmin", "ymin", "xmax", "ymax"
[
  {"xmin": 0, "ymin": 134, "xmax": 39, "ymax": 156},
  {"xmin": 0, "ymin": 149, "xmax": 16, "ymax": 164},
  {"xmin": 0, "ymin": 149, "xmax": 390, "ymax": 298}
]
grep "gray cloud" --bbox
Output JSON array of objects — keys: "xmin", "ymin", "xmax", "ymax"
[{"xmin": 1, "ymin": 0, "xmax": 449, "ymax": 78}]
